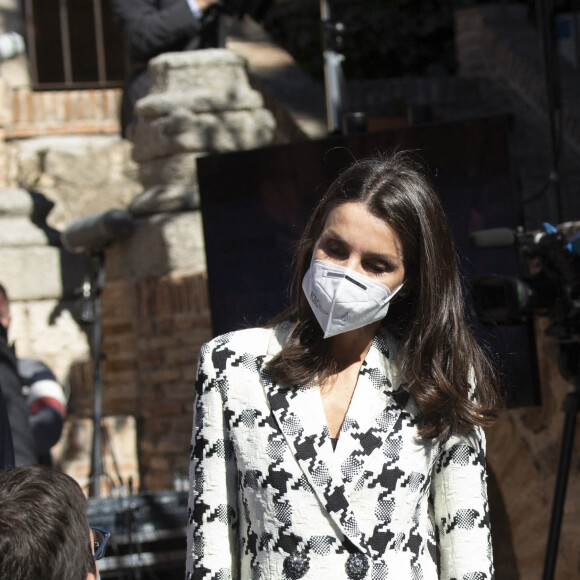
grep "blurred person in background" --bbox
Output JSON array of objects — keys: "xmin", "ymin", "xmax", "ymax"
[
  {"xmin": 111, "ymin": 0, "xmax": 223, "ymax": 138},
  {"xmin": 0, "ymin": 382, "xmax": 14, "ymax": 469},
  {"xmin": 0, "ymin": 283, "xmax": 36, "ymax": 466},
  {"xmin": 0, "ymin": 283, "xmax": 67, "ymax": 466},
  {"xmin": 112, "ymin": 0, "xmax": 272, "ymax": 138}
]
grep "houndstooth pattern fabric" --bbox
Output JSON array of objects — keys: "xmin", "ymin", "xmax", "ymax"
[{"xmin": 186, "ymin": 324, "xmax": 494, "ymax": 580}]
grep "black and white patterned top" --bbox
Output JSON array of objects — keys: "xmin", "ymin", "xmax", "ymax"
[{"xmin": 186, "ymin": 324, "xmax": 494, "ymax": 580}]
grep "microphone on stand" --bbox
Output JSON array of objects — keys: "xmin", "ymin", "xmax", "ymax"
[
  {"xmin": 61, "ymin": 209, "xmax": 134, "ymax": 253},
  {"xmin": 61, "ymin": 209, "xmax": 134, "ymax": 499}
]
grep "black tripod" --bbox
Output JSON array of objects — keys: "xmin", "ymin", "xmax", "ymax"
[
  {"xmin": 534, "ymin": 0, "xmax": 573, "ymax": 570},
  {"xmin": 542, "ymin": 342, "xmax": 580, "ymax": 580}
]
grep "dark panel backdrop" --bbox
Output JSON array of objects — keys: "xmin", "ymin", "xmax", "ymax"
[{"xmin": 197, "ymin": 116, "xmax": 540, "ymax": 407}]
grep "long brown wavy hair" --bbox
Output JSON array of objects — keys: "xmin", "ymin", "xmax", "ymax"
[{"xmin": 266, "ymin": 152, "xmax": 499, "ymax": 439}]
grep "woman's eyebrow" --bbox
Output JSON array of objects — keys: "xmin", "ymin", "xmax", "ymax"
[
  {"xmin": 321, "ymin": 227, "xmax": 343, "ymax": 240},
  {"xmin": 323, "ymin": 234, "xmax": 403, "ymax": 266},
  {"xmin": 364, "ymin": 251, "xmax": 403, "ymax": 266}
]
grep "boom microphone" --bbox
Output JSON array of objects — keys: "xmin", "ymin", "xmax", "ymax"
[
  {"xmin": 468, "ymin": 228, "xmax": 517, "ymax": 248},
  {"xmin": 61, "ymin": 209, "xmax": 134, "ymax": 253},
  {"xmin": 469, "ymin": 227, "xmax": 556, "ymax": 249}
]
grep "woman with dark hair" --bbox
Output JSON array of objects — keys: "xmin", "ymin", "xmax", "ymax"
[{"xmin": 187, "ymin": 152, "xmax": 499, "ymax": 580}]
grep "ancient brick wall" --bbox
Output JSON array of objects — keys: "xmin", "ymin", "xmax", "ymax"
[
  {"xmin": 65, "ymin": 272, "xmax": 212, "ymax": 492},
  {"xmin": 129, "ymin": 274, "xmax": 212, "ymax": 490},
  {"xmin": 5, "ymin": 88, "xmax": 121, "ymax": 138}
]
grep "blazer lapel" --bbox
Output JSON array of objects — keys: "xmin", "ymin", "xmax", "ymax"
[
  {"xmin": 260, "ymin": 325, "xmax": 410, "ymax": 557},
  {"xmin": 334, "ymin": 328, "xmax": 408, "ymax": 497},
  {"xmin": 261, "ymin": 326, "xmax": 368, "ymax": 553}
]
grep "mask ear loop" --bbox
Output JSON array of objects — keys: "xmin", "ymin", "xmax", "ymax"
[{"xmin": 388, "ymin": 282, "xmax": 404, "ymax": 301}]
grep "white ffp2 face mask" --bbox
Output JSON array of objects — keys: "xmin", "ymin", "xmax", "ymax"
[{"xmin": 302, "ymin": 259, "xmax": 403, "ymax": 338}]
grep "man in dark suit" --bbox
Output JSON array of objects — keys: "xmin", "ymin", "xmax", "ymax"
[
  {"xmin": 0, "ymin": 285, "xmax": 36, "ymax": 466},
  {"xmin": 111, "ymin": 0, "xmax": 223, "ymax": 138},
  {"xmin": 0, "ymin": 383, "xmax": 14, "ymax": 469},
  {"xmin": 112, "ymin": 0, "xmax": 272, "ymax": 138}
]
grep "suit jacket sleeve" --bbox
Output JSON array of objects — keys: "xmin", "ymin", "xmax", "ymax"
[
  {"xmin": 430, "ymin": 426, "xmax": 494, "ymax": 579},
  {"xmin": 186, "ymin": 341, "xmax": 239, "ymax": 579},
  {"xmin": 112, "ymin": 0, "xmax": 202, "ymax": 62},
  {"xmin": 0, "ymin": 382, "xmax": 14, "ymax": 469},
  {"xmin": 0, "ymin": 340, "xmax": 36, "ymax": 466}
]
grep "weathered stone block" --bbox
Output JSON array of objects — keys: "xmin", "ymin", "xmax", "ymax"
[
  {"xmin": 105, "ymin": 211, "xmax": 206, "ymax": 280},
  {"xmin": 0, "ymin": 215, "xmax": 56, "ymax": 245},
  {"xmin": 12, "ymin": 135, "xmax": 140, "ymax": 230},
  {"xmin": 131, "ymin": 108, "xmax": 275, "ymax": 162},
  {"xmin": 0, "ymin": 246, "xmax": 63, "ymax": 299},
  {"xmin": 136, "ymin": 88, "xmax": 264, "ymax": 119},
  {"xmin": 147, "ymin": 49, "xmax": 258, "ymax": 99},
  {"xmin": 129, "ymin": 184, "xmax": 200, "ymax": 216},
  {"xmin": 0, "ymin": 188, "xmax": 39, "ymax": 216},
  {"xmin": 138, "ymin": 152, "xmax": 200, "ymax": 189}
]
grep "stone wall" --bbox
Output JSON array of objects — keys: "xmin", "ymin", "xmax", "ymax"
[
  {"xmin": 0, "ymin": 188, "xmax": 90, "ymax": 380},
  {"xmin": 0, "ymin": 83, "xmax": 140, "ymax": 386},
  {"xmin": 45, "ymin": 47, "xmax": 276, "ymax": 495},
  {"xmin": 7, "ymin": 134, "xmax": 140, "ymax": 231},
  {"xmin": 0, "ymin": 86, "xmax": 141, "ymax": 231},
  {"xmin": 0, "ymin": 33, "xmax": 279, "ymax": 496}
]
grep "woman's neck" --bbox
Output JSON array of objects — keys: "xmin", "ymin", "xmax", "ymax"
[{"xmin": 327, "ymin": 321, "xmax": 380, "ymax": 368}]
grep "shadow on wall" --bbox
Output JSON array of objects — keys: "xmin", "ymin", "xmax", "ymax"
[{"xmin": 14, "ymin": 190, "xmax": 90, "ymax": 354}]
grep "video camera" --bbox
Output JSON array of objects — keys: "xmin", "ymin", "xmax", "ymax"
[{"xmin": 470, "ymin": 224, "xmax": 580, "ymax": 342}]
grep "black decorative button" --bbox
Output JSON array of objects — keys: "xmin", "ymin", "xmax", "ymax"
[
  {"xmin": 345, "ymin": 552, "xmax": 369, "ymax": 580},
  {"xmin": 283, "ymin": 551, "xmax": 310, "ymax": 579}
]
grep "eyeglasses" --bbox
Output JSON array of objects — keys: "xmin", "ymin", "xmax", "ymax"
[{"xmin": 90, "ymin": 527, "xmax": 110, "ymax": 560}]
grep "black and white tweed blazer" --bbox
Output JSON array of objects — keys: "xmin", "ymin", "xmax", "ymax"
[{"xmin": 186, "ymin": 324, "xmax": 494, "ymax": 580}]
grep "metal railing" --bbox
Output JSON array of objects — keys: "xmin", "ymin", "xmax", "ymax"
[{"xmin": 22, "ymin": 0, "xmax": 125, "ymax": 90}]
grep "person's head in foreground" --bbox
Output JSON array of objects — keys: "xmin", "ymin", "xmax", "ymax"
[{"xmin": 0, "ymin": 465, "xmax": 107, "ymax": 580}]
